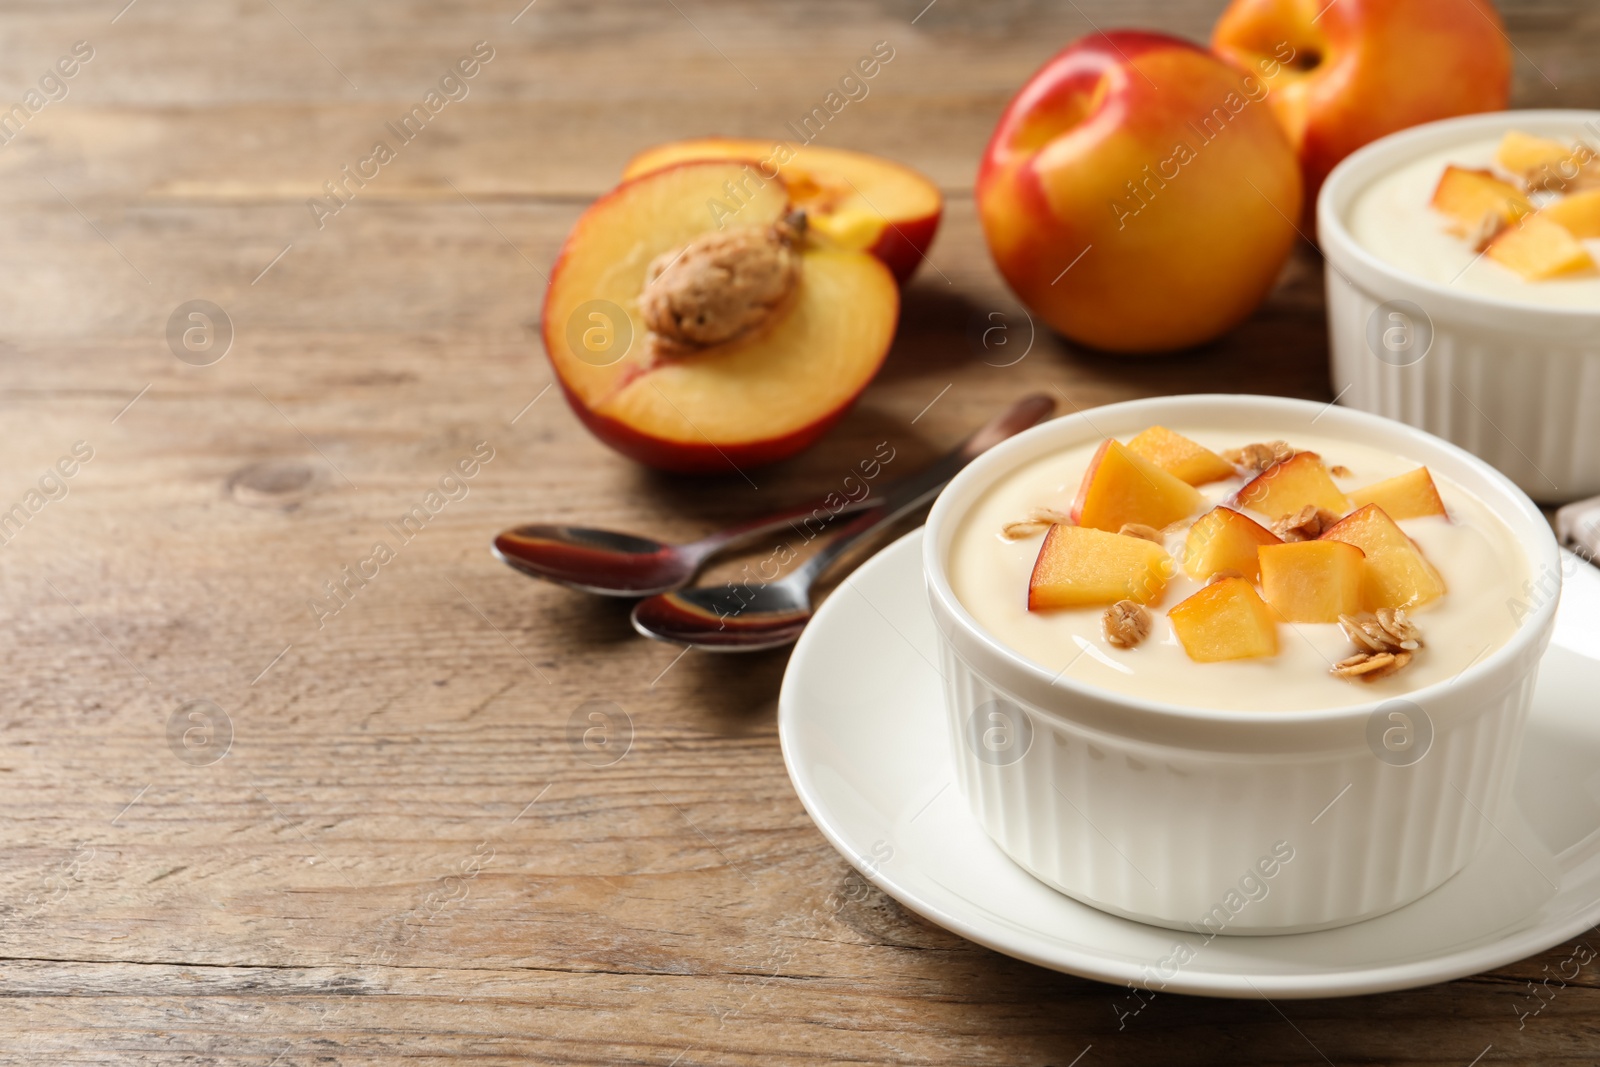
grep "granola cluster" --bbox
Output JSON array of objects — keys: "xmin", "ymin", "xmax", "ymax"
[
  {"xmin": 1331, "ymin": 609, "xmax": 1423, "ymax": 682},
  {"xmin": 1117, "ymin": 523, "xmax": 1163, "ymax": 544},
  {"xmin": 1469, "ymin": 212, "xmax": 1508, "ymax": 253},
  {"xmin": 1223, "ymin": 440, "xmax": 1298, "ymax": 473},
  {"xmin": 1001, "ymin": 506, "xmax": 1075, "ymax": 541},
  {"xmin": 1272, "ymin": 505, "xmax": 1340, "ymax": 542},
  {"xmin": 1102, "ymin": 600, "xmax": 1151, "ymax": 649}
]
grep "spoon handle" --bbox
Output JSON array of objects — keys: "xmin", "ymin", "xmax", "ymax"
[
  {"xmin": 687, "ymin": 492, "xmax": 878, "ymax": 560},
  {"xmin": 793, "ymin": 393, "xmax": 1055, "ymax": 590}
]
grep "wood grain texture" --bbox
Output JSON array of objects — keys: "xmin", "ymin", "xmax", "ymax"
[{"xmin": 0, "ymin": 0, "xmax": 1596, "ymax": 1063}]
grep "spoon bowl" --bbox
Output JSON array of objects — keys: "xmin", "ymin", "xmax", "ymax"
[
  {"xmin": 630, "ymin": 581, "xmax": 814, "ymax": 652},
  {"xmin": 493, "ymin": 525, "xmax": 701, "ymax": 597}
]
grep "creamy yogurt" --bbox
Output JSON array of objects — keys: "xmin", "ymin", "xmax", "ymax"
[
  {"xmin": 1347, "ymin": 133, "xmax": 1600, "ymax": 308},
  {"xmin": 947, "ymin": 427, "xmax": 1529, "ymax": 712}
]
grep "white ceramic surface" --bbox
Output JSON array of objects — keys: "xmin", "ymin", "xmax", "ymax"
[
  {"xmin": 1319, "ymin": 109, "xmax": 1600, "ymax": 504},
  {"xmin": 778, "ymin": 529, "xmax": 1600, "ymax": 998},
  {"xmin": 921, "ymin": 395, "xmax": 1559, "ymax": 934}
]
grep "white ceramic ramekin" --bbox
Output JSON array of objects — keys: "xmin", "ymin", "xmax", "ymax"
[
  {"xmin": 923, "ymin": 394, "xmax": 1561, "ymax": 934},
  {"xmin": 1319, "ymin": 109, "xmax": 1600, "ymax": 505}
]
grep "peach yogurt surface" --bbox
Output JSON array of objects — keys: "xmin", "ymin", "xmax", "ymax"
[
  {"xmin": 1348, "ymin": 131, "xmax": 1600, "ymax": 308},
  {"xmin": 947, "ymin": 426, "xmax": 1528, "ymax": 712}
]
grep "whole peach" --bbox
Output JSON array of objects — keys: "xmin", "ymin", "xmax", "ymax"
[
  {"xmin": 977, "ymin": 31, "xmax": 1303, "ymax": 354},
  {"xmin": 1213, "ymin": 0, "xmax": 1511, "ymax": 215}
]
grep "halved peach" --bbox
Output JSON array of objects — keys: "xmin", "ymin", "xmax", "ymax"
[
  {"xmin": 1071, "ymin": 440, "xmax": 1204, "ymax": 532},
  {"xmin": 622, "ymin": 139, "xmax": 942, "ymax": 284},
  {"xmin": 1320, "ymin": 504, "xmax": 1447, "ymax": 611},
  {"xmin": 1183, "ymin": 506, "xmax": 1281, "ymax": 583},
  {"xmin": 1540, "ymin": 188, "xmax": 1600, "ymax": 240},
  {"xmin": 1259, "ymin": 540, "xmax": 1365, "ymax": 623},
  {"xmin": 1230, "ymin": 452, "xmax": 1350, "ymax": 522},
  {"xmin": 1027, "ymin": 525, "xmax": 1174, "ymax": 610},
  {"xmin": 1347, "ymin": 467, "xmax": 1447, "ymax": 521},
  {"xmin": 1487, "ymin": 214, "xmax": 1596, "ymax": 281},
  {"xmin": 1126, "ymin": 426, "xmax": 1236, "ymax": 486},
  {"xmin": 1168, "ymin": 578, "xmax": 1278, "ymax": 663},
  {"xmin": 543, "ymin": 160, "xmax": 899, "ymax": 472},
  {"xmin": 1430, "ymin": 165, "xmax": 1533, "ymax": 232}
]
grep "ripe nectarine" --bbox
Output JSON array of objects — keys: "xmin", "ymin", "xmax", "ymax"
[
  {"xmin": 542, "ymin": 161, "xmax": 899, "ymax": 473},
  {"xmin": 1213, "ymin": 0, "xmax": 1511, "ymax": 216},
  {"xmin": 976, "ymin": 31, "xmax": 1302, "ymax": 353},
  {"xmin": 622, "ymin": 139, "xmax": 942, "ymax": 284}
]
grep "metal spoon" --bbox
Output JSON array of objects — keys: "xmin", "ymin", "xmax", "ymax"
[
  {"xmin": 493, "ymin": 493, "xmax": 879, "ymax": 597},
  {"xmin": 629, "ymin": 394, "xmax": 1055, "ymax": 651}
]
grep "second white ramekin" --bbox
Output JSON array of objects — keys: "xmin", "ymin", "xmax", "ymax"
[
  {"xmin": 923, "ymin": 394, "xmax": 1561, "ymax": 934},
  {"xmin": 1319, "ymin": 109, "xmax": 1600, "ymax": 504}
]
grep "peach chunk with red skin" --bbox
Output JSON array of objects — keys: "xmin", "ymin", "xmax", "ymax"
[
  {"xmin": 1028, "ymin": 525, "xmax": 1174, "ymax": 611},
  {"xmin": 1072, "ymin": 439, "xmax": 1204, "ymax": 532},
  {"xmin": 1126, "ymin": 426, "xmax": 1237, "ymax": 486},
  {"xmin": 1320, "ymin": 504, "xmax": 1447, "ymax": 611},
  {"xmin": 1168, "ymin": 578, "xmax": 1279, "ymax": 663},
  {"xmin": 1429, "ymin": 165, "xmax": 1532, "ymax": 233},
  {"xmin": 1346, "ymin": 467, "xmax": 1447, "ymax": 521},
  {"xmin": 1230, "ymin": 452, "xmax": 1350, "ymax": 522},
  {"xmin": 1183, "ymin": 506, "xmax": 1282, "ymax": 583},
  {"xmin": 1258, "ymin": 540, "xmax": 1365, "ymax": 623},
  {"xmin": 1487, "ymin": 214, "xmax": 1596, "ymax": 281}
]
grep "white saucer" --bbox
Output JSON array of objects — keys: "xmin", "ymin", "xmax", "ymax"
[{"xmin": 778, "ymin": 529, "xmax": 1600, "ymax": 999}]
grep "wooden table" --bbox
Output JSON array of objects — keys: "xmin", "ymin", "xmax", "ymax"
[{"xmin": 2, "ymin": 1, "xmax": 1595, "ymax": 1062}]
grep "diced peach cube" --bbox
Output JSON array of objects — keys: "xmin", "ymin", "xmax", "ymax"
[
  {"xmin": 1258, "ymin": 540, "xmax": 1365, "ymax": 623},
  {"xmin": 1346, "ymin": 467, "xmax": 1447, "ymax": 521},
  {"xmin": 1168, "ymin": 578, "xmax": 1278, "ymax": 663},
  {"xmin": 1027, "ymin": 525, "xmax": 1174, "ymax": 611},
  {"xmin": 1182, "ymin": 506, "xmax": 1282, "ymax": 583},
  {"xmin": 1495, "ymin": 130, "xmax": 1578, "ymax": 177},
  {"xmin": 1430, "ymin": 165, "xmax": 1534, "ymax": 232},
  {"xmin": 1071, "ymin": 439, "xmax": 1204, "ymax": 533},
  {"xmin": 1496, "ymin": 131, "xmax": 1596, "ymax": 190},
  {"xmin": 1320, "ymin": 504, "xmax": 1447, "ymax": 611},
  {"xmin": 1487, "ymin": 214, "xmax": 1596, "ymax": 281},
  {"xmin": 1126, "ymin": 425, "xmax": 1236, "ymax": 486},
  {"xmin": 1540, "ymin": 188, "xmax": 1600, "ymax": 240},
  {"xmin": 1230, "ymin": 452, "xmax": 1350, "ymax": 522}
]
